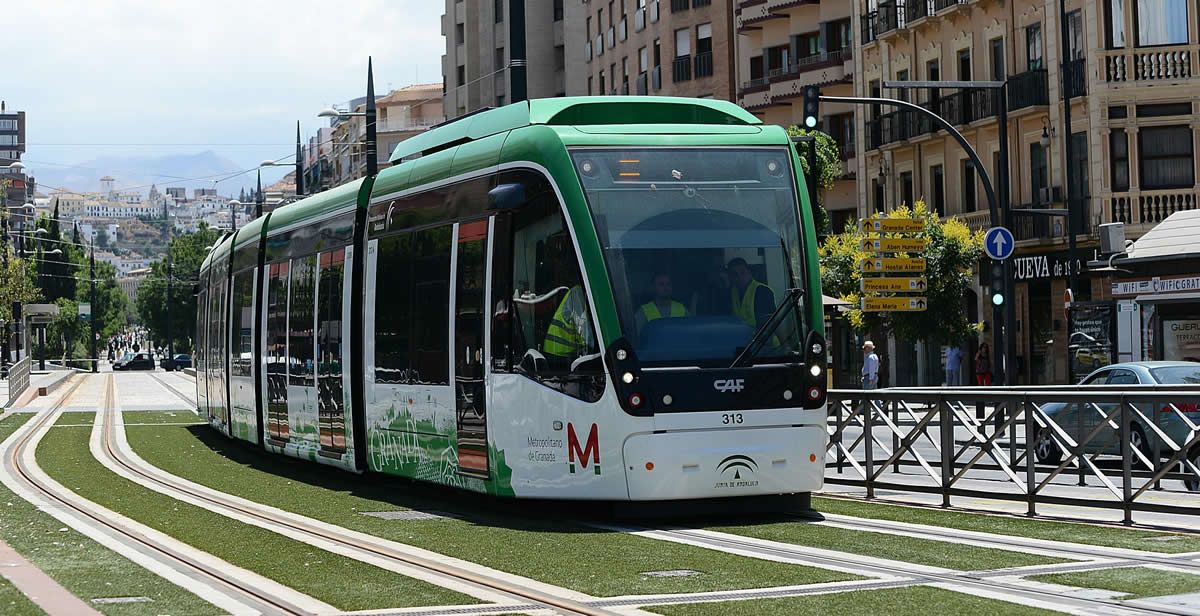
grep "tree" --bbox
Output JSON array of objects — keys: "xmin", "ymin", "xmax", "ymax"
[
  {"xmin": 821, "ymin": 200, "xmax": 985, "ymax": 346},
  {"xmin": 77, "ymin": 260, "xmax": 127, "ymax": 341},
  {"xmin": 95, "ymin": 227, "xmax": 110, "ymax": 248},
  {"xmin": 136, "ymin": 224, "xmax": 220, "ymax": 353},
  {"xmin": 785, "ymin": 126, "xmax": 843, "ymax": 235}
]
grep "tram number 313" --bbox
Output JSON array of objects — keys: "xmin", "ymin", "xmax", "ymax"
[{"xmin": 722, "ymin": 413, "xmax": 744, "ymax": 425}]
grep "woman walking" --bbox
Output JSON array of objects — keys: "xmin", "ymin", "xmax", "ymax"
[{"xmin": 975, "ymin": 342, "xmax": 992, "ymax": 386}]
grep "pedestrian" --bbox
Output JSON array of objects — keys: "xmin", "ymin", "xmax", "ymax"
[
  {"xmin": 975, "ymin": 342, "xmax": 992, "ymax": 386},
  {"xmin": 944, "ymin": 345, "xmax": 963, "ymax": 387},
  {"xmin": 862, "ymin": 341, "xmax": 880, "ymax": 390}
]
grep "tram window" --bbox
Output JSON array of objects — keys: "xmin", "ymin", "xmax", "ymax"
[
  {"xmin": 317, "ymin": 248, "xmax": 346, "ymax": 452},
  {"xmin": 373, "ymin": 225, "xmax": 452, "ymax": 386},
  {"xmin": 230, "ymin": 271, "xmax": 255, "ymax": 377},
  {"xmin": 288, "ymin": 255, "xmax": 317, "ymax": 387},
  {"xmin": 492, "ymin": 169, "xmax": 603, "ymax": 402},
  {"xmin": 266, "ymin": 262, "xmax": 290, "ymax": 440}
]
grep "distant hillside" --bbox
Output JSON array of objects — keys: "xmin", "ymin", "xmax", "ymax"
[{"xmin": 34, "ymin": 151, "xmax": 244, "ymax": 194}]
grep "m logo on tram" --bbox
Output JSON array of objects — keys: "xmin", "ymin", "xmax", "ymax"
[{"xmin": 567, "ymin": 423, "xmax": 600, "ymax": 475}]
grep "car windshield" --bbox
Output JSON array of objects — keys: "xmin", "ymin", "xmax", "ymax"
[
  {"xmin": 571, "ymin": 147, "xmax": 807, "ymax": 367},
  {"xmin": 1150, "ymin": 365, "xmax": 1200, "ymax": 384}
]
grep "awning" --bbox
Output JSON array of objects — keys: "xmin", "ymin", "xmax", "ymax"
[
  {"xmin": 1134, "ymin": 292, "xmax": 1200, "ymax": 304},
  {"xmin": 822, "ymin": 295, "xmax": 851, "ymax": 307},
  {"xmin": 1115, "ymin": 209, "xmax": 1200, "ymax": 266}
]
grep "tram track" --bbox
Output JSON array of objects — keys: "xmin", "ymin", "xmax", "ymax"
[
  {"xmin": 607, "ymin": 524, "xmax": 1200, "ymax": 616},
  {"xmin": 144, "ymin": 371, "xmax": 199, "ymax": 409},
  {"xmin": 106, "ymin": 374, "xmax": 623, "ymax": 616},
  {"xmin": 2, "ymin": 375, "xmax": 317, "ymax": 616}
]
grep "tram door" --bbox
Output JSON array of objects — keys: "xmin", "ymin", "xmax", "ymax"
[{"xmin": 454, "ymin": 219, "xmax": 489, "ymax": 477}]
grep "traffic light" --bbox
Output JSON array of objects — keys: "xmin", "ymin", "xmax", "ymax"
[
  {"xmin": 803, "ymin": 86, "xmax": 821, "ymax": 129},
  {"xmin": 990, "ymin": 261, "xmax": 1005, "ymax": 306}
]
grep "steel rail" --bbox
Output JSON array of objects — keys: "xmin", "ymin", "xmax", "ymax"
[
  {"xmin": 105, "ymin": 376, "xmax": 614, "ymax": 616},
  {"xmin": 816, "ymin": 512, "xmax": 1200, "ymax": 574},
  {"xmin": 643, "ymin": 526, "xmax": 1197, "ymax": 616},
  {"xmin": 6, "ymin": 376, "xmax": 309, "ymax": 616},
  {"xmin": 145, "ymin": 372, "xmax": 199, "ymax": 408}
]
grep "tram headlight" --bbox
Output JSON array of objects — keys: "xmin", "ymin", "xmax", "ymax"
[
  {"xmin": 616, "ymin": 349, "xmax": 627, "ymax": 361},
  {"xmin": 809, "ymin": 364, "xmax": 822, "ymax": 378},
  {"xmin": 766, "ymin": 159, "xmax": 784, "ymax": 177},
  {"xmin": 811, "ymin": 342, "xmax": 824, "ymax": 356},
  {"xmin": 622, "ymin": 371, "xmax": 635, "ymax": 384}
]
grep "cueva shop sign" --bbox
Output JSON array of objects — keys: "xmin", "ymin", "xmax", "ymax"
[{"xmin": 1164, "ymin": 320, "xmax": 1200, "ymax": 363}]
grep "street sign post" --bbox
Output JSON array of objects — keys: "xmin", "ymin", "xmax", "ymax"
[
  {"xmin": 862, "ymin": 297, "xmax": 927, "ymax": 312},
  {"xmin": 862, "ymin": 238, "xmax": 927, "ymax": 252},
  {"xmin": 984, "ymin": 226, "xmax": 1015, "ymax": 261},
  {"xmin": 861, "ymin": 277, "xmax": 928, "ymax": 293},
  {"xmin": 862, "ymin": 257, "xmax": 926, "ymax": 273}
]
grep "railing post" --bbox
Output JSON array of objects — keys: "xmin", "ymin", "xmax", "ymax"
[
  {"xmin": 939, "ymin": 394, "xmax": 952, "ymax": 508},
  {"xmin": 864, "ymin": 391, "xmax": 875, "ymax": 500},
  {"xmin": 1077, "ymin": 400, "xmax": 1087, "ymax": 486},
  {"xmin": 1023, "ymin": 395, "xmax": 1037, "ymax": 517},
  {"xmin": 835, "ymin": 393, "xmax": 846, "ymax": 473},
  {"xmin": 892, "ymin": 398, "xmax": 901, "ymax": 473},
  {"xmin": 1121, "ymin": 396, "xmax": 1133, "ymax": 526},
  {"xmin": 1152, "ymin": 401, "xmax": 1162, "ymax": 491}
]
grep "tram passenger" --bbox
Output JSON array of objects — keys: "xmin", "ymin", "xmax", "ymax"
[
  {"xmin": 727, "ymin": 257, "xmax": 776, "ymax": 329},
  {"xmin": 543, "ymin": 285, "xmax": 594, "ymax": 370},
  {"xmin": 635, "ymin": 272, "xmax": 689, "ymax": 335}
]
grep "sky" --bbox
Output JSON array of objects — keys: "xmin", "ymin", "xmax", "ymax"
[{"xmin": 8, "ymin": 0, "xmax": 445, "ymax": 193}]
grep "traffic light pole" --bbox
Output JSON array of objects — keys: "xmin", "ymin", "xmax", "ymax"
[{"xmin": 89, "ymin": 242, "xmax": 97, "ymax": 374}]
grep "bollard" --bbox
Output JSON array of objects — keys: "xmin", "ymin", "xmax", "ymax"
[
  {"xmin": 864, "ymin": 393, "xmax": 875, "ymax": 500},
  {"xmin": 1121, "ymin": 397, "xmax": 1133, "ymax": 526}
]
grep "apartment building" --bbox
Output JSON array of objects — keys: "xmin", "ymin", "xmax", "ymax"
[
  {"xmin": 735, "ymin": 0, "xmax": 857, "ymax": 232},
  {"xmin": 442, "ymin": 0, "xmax": 570, "ymax": 118},
  {"xmin": 0, "ymin": 101, "xmax": 33, "ymax": 205},
  {"xmin": 569, "ymin": 0, "xmax": 736, "ymax": 99},
  {"xmin": 854, "ymin": 0, "xmax": 1200, "ymax": 385}
]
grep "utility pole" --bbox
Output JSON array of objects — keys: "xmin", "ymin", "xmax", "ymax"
[
  {"xmin": 164, "ymin": 198, "xmax": 172, "ymax": 368},
  {"xmin": 509, "ymin": 0, "xmax": 527, "ymax": 103},
  {"xmin": 296, "ymin": 121, "xmax": 305, "ymax": 197},
  {"xmin": 1058, "ymin": 0, "xmax": 1080, "ymax": 313},
  {"xmin": 89, "ymin": 240, "xmax": 97, "ymax": 374},
  {"xmin": 1, "ymin": 213, "xmax": 8, "ymax": 376}
]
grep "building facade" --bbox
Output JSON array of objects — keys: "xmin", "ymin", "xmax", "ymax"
[
  {"xmin": 569, "ymin": 0, "xmax": 737, "ymax": 100},
  {"xmin": 852, "ymin": 0, "xmax": 1200, "ymax": 385},
  {"xmin": 0, "ymin": 101, "xmax": 34, "ymax": 206},
  {"xmin": 442, "ymin": 0, "xmax": 570, "ymax": 118}
]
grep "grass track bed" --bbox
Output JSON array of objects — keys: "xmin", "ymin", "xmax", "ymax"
[
  {"xmin": 38, "ymin": 421, "xmax": 471, "ymax": 611},
  {"xmin": 0, "ymin": 414, "xmax": 219, "ymax": 616},
  {"xmin": 1029, "ymin": 566, "xmax": 1200, "ymax": 599},
  {"xmin": 649, "ymin": 585, "xmax": 1061, "ymax": 615},
  {"xmin": 0, "ymin": 575, "xmax": 47, "ymax": 616},
  {"xmin": 814, "ymin": 496, "xmax": 1200, "ymax": 553},
  {"xmin": 709, "ymin": 520, "xmax": 1066, "ymax": 570},
  {"xmin": 128, "ymin": 423, "xmax": 858, "ymax": 596},
  {"xmin": 119, "ymin": 410, "xmax": 202, "ymax": 425}
]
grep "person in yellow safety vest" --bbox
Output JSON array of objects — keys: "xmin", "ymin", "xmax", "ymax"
[
  {"xmin": 543, "ymin": 285, "xmax": 595, "ymax": 366},
  {"xmin": 727, "ymin": 257, "xmax": 776, "ymax": 330},
  {"xmin": 635, "ymin": 272, "xmax": 689, "ymax": 336}
]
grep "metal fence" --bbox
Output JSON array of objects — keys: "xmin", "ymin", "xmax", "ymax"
[
  {"xmin": 4, "ymin": 357, "xmax": 30, "ymax": 408},
  {"xmin": 827, "ymin": 386, "xmax": 1200, "ymax": 524}
]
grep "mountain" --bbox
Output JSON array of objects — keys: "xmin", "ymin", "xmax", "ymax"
[{"xmin": 33, "ymin": 151, "xmax": 246, "ymax": 195}]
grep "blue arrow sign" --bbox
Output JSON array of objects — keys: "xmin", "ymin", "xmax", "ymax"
[{"xmin": 984, "ymin": 226, "xmax": 1015, "ymax": 260}]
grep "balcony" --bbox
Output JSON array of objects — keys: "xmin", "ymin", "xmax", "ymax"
[
  {"xmin": 865, "ymin": 88, "xmax": 1000, "ymax": 149},
  {"xmin": 932, "ymin": 0, "xmax": 965, "ymax": 11},
  {"xmin": 861, "ymin": 12, "xmax": 877, "ymax": 44},
  {"xmin": 671, "ymin": 0, "xmax": 689, "ymax": 12},
  {"xmin": 377, "ymin": 118, "xmax": 442, "ymax": 133},
  {"xmin": 954, "ymin": 210, "xmax": 993, "ymax": 233},
  {"xmin": 1063, "ymin": 58, "xmax": 1087, "ymax": 98},
  {"xmin": 873, "ymin": 3, "xmax": 902, "ymax": 38},
  {"xmin": 1102, "ymin": 44, "xmax": 1197, "ymax": 83},
  {"xmin": 1006, "ymin": 69, "xmax": 1049, "ymax": 111},
  {"xmin": 1012, "ymin": 199, "xmax": 1091, "ymax": 243},
  {"xmin": 904, "ymin": 0, "xmax": 929, "ymax": 25},
  {"xmin": 1107, "ymin": 189, "xmax": 1200, "ymax": 227},
  {"xmin": 756, "ymin": 49, "xmax": 850, "ymax": 101},
  {"xmin": 695, "ymin": 51, "xmax": 714, "ymax": 78},
  {"xmin": 673, "ymin": 55, "xmax": 693, "ymax": 82}
]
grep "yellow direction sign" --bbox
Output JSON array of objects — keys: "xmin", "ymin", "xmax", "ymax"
[
  {"xmin": 862, "ymin": 297, "xmax": 928, "ymax": 312},
  {"xmin": 861, "ymin": 219, "xmax": 924, "ymax": 233},
  {"xmin": 861, "ymin": 238, "xmax": 927, "ymax": 253},
  {"xmin": 861, "ymin": 277, "xmax": 929, "ymax": 293},
  {"xmin": 861, "ymin": 257, "xmax": 926, "ymax": 273}
]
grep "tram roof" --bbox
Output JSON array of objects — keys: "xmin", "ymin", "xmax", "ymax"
[
  {"xmin": 387, "ymin": 97, "xmax": 763, "ymax": 165},
  {"xmin": 261, "ymin": 178, "xmax": 366, "ymax": 237},
  {"xmin": 232, "ymin": 214, "xmax": 268, "ymax": 249}
]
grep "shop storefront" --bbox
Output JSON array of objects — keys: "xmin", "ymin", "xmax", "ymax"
[{"xmin": 1012, "ymin": 250, "xmax": 1110, "ymax": 384}]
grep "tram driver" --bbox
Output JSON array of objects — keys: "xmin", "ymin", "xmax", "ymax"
[
  {"xmin": 634, "ymin": 272, "xmax": 690, "ymax": 336},
  {"xmin": 727, "ymin": 257, "xmax": 776, "ymax": 329}
]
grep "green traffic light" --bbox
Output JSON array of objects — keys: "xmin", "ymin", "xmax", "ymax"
[{"xmin": 992, "ymin": 292, "xmax": 1004, "ymax": 306}]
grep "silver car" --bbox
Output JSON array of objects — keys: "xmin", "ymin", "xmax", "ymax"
[{"xmin": 1033, "ymin": 361, "xmax": 1200, "ymax": 491}]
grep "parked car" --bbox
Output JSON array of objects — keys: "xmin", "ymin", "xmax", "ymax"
[
  {"xmin": 1034, "ymin": 361, "xmax": 1200, "ymax": 491},
  {"xmin": 170, "ymin": 354, "xmax": 192, "ymax": 370},
  {"xmin": 113, "ymin": 352, "xmax": 156, "ymax": 371}
]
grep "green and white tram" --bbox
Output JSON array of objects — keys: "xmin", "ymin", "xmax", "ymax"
[{"xmin": 196, "ymin": 97, "xmax": 828, "ymax": 501}]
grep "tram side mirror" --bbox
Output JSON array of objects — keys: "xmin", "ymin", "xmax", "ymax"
[
  {"xmin": 570, "ymin": 352, "xmax": 604, "ymax": 374},
  {"xmin": 488, "ymin": 183, "xmax": 526, "ymax": 211}
]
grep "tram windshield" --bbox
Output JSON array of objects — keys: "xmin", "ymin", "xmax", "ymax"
[{"xmin": 571, "ymin": 147, "xmax": 808, "ymax": 367}]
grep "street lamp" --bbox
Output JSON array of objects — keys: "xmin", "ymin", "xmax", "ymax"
[
  {"xmin": 318, "ymin": 57, "xmax": 379, "ymax": 178},
  {"xmin": 255, "ymin": 160, "xmax": 287, "ymax": 219},
  {"xmin": 227, "ymin": 199, "xmax": 240, "ymax": 233}
]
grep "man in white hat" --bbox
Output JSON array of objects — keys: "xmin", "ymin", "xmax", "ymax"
[{"xmin": 862, "ymin": 341, "xmax": 880, "ymax": 390}]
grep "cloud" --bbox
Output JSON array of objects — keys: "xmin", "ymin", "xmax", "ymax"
[{"xmin": 12, "ymin": 0, "xmax": 445, "ymax": 184}]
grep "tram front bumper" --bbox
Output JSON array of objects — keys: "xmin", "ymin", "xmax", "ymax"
[{"xmin": 622, "ymin": 425, "xmax": 825, "ymax": 500}]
